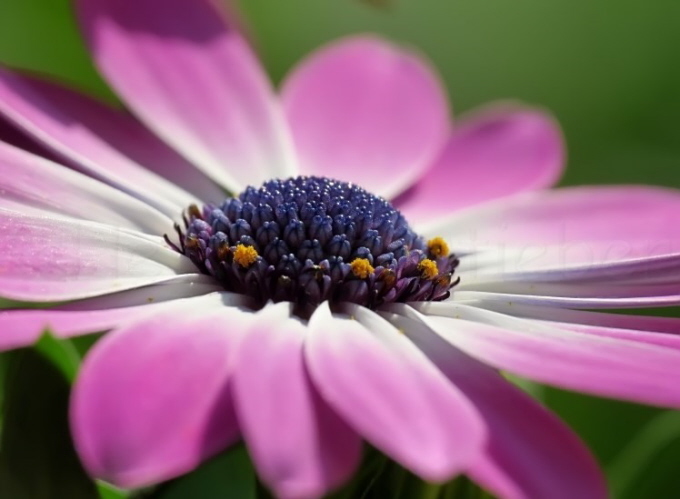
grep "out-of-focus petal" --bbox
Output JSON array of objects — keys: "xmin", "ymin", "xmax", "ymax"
[
  {"xmin": 0, "ymin": 68, "xmax": 210, "ymax": 215},
  {"xmin": 306, "ymin": 303, "xmax": 485, "ymax": 481},
  {"xmin": 71, "ymin": 303, "xmax": 248, "ymax": 488},
  {"xmin": 404, "ymin": 302, "xmax": 680, "ymax": 407},
  {"xmin": 396, "ymin": 104, "xmax": 563, "ymax": 224},
  {"xmin": 281, "ymin": 36, "xmax": 449, "ymax": 200},
  {"xmin": 232, "ymin": 304, "xmax": 361, "ymax": 499},
  {"xmin": 0, "ymin": 140, "xmax": 173, "ymax": 233},
  {"xmin": 386, "ymin": 310, "xmax": 606, "ymax": 499},
  {"xmin": 76, "ymin": 0, "xmax": 297, "ymax": 192},
  {"xmin": 0, "ymin": 210, "xmax": 195, "ymax": 302}
]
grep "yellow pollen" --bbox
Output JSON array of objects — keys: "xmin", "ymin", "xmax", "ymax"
[
  {"xmin": 233, "ymin": 244, "xmax": 259, "ymax": 268},
  {"xmin": 418, "ymin": 258, "xmax": 439, "ymax": 280},
  {"xmin": 350, "ymin": 258, "xmax": 375, "ymax": 279},
  {"xmin": 427, "ymin": 237, "xmax": 450, "ymax": 258}
]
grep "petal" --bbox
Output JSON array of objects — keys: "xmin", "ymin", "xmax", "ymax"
[
  {"xmin": 404, "ymin": 302, "xmax": 680, "ymax": 408},
  {"xmin": 470, "ymin": 301, "xmax": 680, "ymax": 350},
  {"xmin": 71, "ymin": 302, "xmax": 248, "ymax": 488},
  {"xmin": 232, "ymin": 304, "xmax": 362, "ymax": 499},
  {"xmin": 76, "ymin": 0, "xmax": 296, "ymax": 192},
  {"xmin": 396, "ymin": 104, "xmax": 564, "ymax": 224},
  {"xmin": 453, "ymin": 289, "xmax": 680, "ymax": 309},
  {"xmin": 281, "ymin": 36, "xmax": 449, "ymax": 199},
  {"xmin": 456, "ymin": 246, "xmax": 680, "ymax": 286},
  {"xmin": 0, "ymin": 289, "xmax": 233, "ymax": 351},
  {"xmin": 0, "ymin": 68, "xmax": 208, "ymax": 215},
  {"xmin": 432, "ymin": 186, "xmax": 680, "ymax": 253},
  {"xmin": 0, "ymin": 210, "xmax": 195, "ymax": 302},
  {"xmin": 306, "ymin": 303, "xmax": 485, "ymax": 481},
  {"xmin": 0, "ymin": 140, "xmax": 173, "ymax": 233},
  {"xmin": 385, "ymin": 311, "xmax": 606, "ymax": 499},
  {"xmin": 0, "ymin": 115, "xmax": 56, "ymax": 158}
]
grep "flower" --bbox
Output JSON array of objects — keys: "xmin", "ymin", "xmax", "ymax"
[{"xmin": 1, "ymin": 0, "xmax": 680, "ymax": 498}]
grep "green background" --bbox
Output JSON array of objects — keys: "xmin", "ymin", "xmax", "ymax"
[{"xmin": 1, "ymin": 0, "xmax": 680, "ymax": 497}]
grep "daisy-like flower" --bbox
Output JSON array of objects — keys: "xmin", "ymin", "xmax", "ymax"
[{"xmin": 2, "ymin": 0, "xmax": 680, "ymax": 498}]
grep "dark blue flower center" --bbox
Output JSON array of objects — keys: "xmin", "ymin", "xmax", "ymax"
[{"xmin": 169, "ymin": 176, "xmax": 458, "ymax": 316}]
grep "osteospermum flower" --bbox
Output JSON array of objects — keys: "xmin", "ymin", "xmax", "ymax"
[{"xmin": 3, "ymin": 0, "xmax": 680, "ymax": 498}]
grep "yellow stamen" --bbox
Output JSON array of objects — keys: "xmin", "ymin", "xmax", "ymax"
[
  {"xmin": 233, "ymin": 244, "xmax": 259, "ymax": 268},
  {"xmin": 427, "ymin": 237, "xmax": 450, "ymax": 258},
  {"xmin": 418, "ymin": 258, "xmax": 439, "ymax": 280},
  {"xmin": 350, "ymin": 258, "xmax": 375, "ymax": 279}
]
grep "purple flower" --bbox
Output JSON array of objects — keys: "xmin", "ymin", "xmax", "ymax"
[{"xmin": 1, "ymin": 0, "xmax": 680, "ymax": 498}]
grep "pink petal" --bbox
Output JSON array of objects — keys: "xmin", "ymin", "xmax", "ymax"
[
  {"xmin": 472, "ymin": 302, "xmax": 680, "ymax": 350},
  {"xmin": 0, "ymin": 210, "xmax": 195, "ymax": 302},
  {"xmin": 406, "ymin": 302, "xmax": 680, "ymax": 408},
  {"xmin": 395, "ymin": 104, "xmax": 564, "ymax": 223},
  {"xmin": 454, "ymin": 289, "xmax": 680, "ymax": 309},
  {"xmin": 0, "ymin": 289, "xmax": 233, "ymax": 351},
  {"xmin": 0, "ymin": 140, "xmax": 173, "ymax": 233},
  {"xmin": 281, "ymin": 36, "xmax": 449, "ymax": 199},
  {"xmin": 76, "ymin": 0, "xmax": 296, "ymax": 192},
  {"xmin": 0, "ymin": 115, "xmax": 56, "ymax": 158},
  {"xmin": 436, "ymin": 186, "xmax": 680, "ymax": 253},
  {"xmin": 391, "ymin": 312, "xmax": 606, "ymax": 499},
  {"xmin": 306, "ymin": 303, "xmax": 485, "ymax": 482},
  {"xmin": 232, "ymin": 304, "xmax": 362, "ymax": 499},
  {"xmin": 71, "ymin": 304, "xmax": 248, "ymax": 488},
  {"xmin": 0, "ymin": 68, "xmax": 210, "ymax": 215}
]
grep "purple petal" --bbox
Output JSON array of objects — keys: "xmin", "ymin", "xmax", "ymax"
[
  {"xmin": 0, "ymin": 289, "xmax": 233, "ymax": 351},
  {"xmin": 71, "ymin": 304, "xmax": 247, "ymax": 488},
  {"xmin": 0, "ymin": 140, "xmax": 172, "ymax": 233},
  {"xmin": 472, "ymin": 302, "xmax": 680, "ymax": 350},
  {"xmin": 405, "ymin": 302, "xmax": 680, "ymax": 408},
  {"xmin": 391, "ymin": 312, "xmax": 606, "ymax": 499},
  {"xmin": 306, "ymin": 303, "xmax": 485, "ymax": 481},
  {"xmin": 76, "ymin": 0, "xmax": 296, "ymax": 192},
  {"xmin": 282, "ymin": 36, "xmax": 449, "ymax": 199},
  {"xmin": 0, "ymin": 68, "xmax": 210, "ymax": 215},
  {"xmin": 435, "ymin": 186, "xmax": 680, "ymax": 253},
  {"xmin": 454, "ymin": 289, "xmax": 680, "ymax": 309},
  {"xmin": 396, "ymin": 104, "xmax": 563, "ymax": 223},
  {"xmin": 0, "ymin": 210, "xmax": 195, "ymax": 302},
  {"xmin": 232, "ymin": 304, "xmax": 362, "ymax": 499}
]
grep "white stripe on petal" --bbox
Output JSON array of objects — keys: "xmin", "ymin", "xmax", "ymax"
[
  {"xmin": 0, "ymin": 140, "xmax": 174, "ymax": 234},
  {"xmin": 0, "ymin": 209, "xmax": 196, "ymax": 302}
]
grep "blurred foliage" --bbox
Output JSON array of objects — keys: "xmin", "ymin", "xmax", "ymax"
[
  {"xmin": 0, "ymin": 350, "xmax": 97, "ymax": 498},
  {"xmin": 1, "ymin": 0, "xmax": 680, "ymax": 497}
]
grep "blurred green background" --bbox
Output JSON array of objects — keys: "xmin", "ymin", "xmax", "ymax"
[{"xmin": 1, "ymin": 0, "xmax": 680, "ymax": 497}]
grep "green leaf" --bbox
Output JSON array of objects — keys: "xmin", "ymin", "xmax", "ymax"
[
  {"xmin": 607, "ymin": 410, "xmax": 680, "ymax": 499},
  {"xmin": 0, "ymin": 349, "xmax": 98, "ymax": 498},
  {"xmin": 150, "ymin": 445, "xmax": 256, "ymax": 499},
  {"xmin": 33, "ymin": 331, "xmax": 81, "ymax": 383},
  {"xmin": 97, "ymin": 482, "xmax": 130, "ymax": 499}
]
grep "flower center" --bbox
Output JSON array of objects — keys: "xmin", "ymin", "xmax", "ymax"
[{"xmin": 169, "ymin": 176, "xmax": 459, "ymax": 316}]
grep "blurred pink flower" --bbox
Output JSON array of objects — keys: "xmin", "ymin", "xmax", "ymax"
[{"xmin": 1, "ymin": 1, "xmax": 680, "ymax": 498}]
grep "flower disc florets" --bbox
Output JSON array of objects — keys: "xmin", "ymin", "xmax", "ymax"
[{"xmin": 173, "ymin": 176, "xmax": 459, "ymax": 316}]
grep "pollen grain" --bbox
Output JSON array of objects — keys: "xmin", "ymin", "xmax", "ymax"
[
  {"xmin": 350, "ymin": 258, "xmax": 375, "ymax": 279},
  {"xmin": 427, "ymin": 237, "xmax": 450, "ymax": 258},
  {"xmin": 418, "ymin": 259, "xmax": 439, "ymax": 280},
  {"xmin": 233, "ymin": 244, "xmax": 259, "ymax": 268}
]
